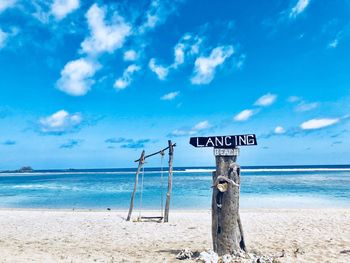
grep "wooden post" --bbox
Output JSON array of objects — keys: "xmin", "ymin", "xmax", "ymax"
[
  {"xmin": 126, "ymin": 150, "xmax": 145, "ymax": 221},
  {"xmin": 212, "ymin": 148, "xmax": 246, "ymax": 255},
  {"xmin": 164, "ymin": 140, "xmax": 174, "ymax": 222},
  {"xmin": 189, "ymin": 135, "xmax": 255, "ymax": 254}
]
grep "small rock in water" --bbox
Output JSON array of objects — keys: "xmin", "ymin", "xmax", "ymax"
[
  {"xmin": 340, "ymin": 250, "xmax": 350, "ymax": 254},
  {"xmin": 197, "ymin": 250, "xmax": 219, "ymax": 263},
  {"xmin": 176, "ymin": 248, "xmax": 193, "ymax": 260}
]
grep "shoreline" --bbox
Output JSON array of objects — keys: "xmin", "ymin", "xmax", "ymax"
[
  {"xmin": 2, "ymin": 167, "xmax": 350, "ymax": 177},
  {"xmin": 2, "ymin": 164, "xmax": 350, "ymax": 177},
  {"xmin": 1, "ymin": 207, "xmax": 350, "ymax": 212}
]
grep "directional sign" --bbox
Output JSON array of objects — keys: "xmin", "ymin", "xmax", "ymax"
[{"xmin": 189, "ymin": 134, "xmax": 257, "ymax": 148}]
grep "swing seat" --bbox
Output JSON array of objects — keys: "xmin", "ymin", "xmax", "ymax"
[
  {"xmin": 137, "ymin": 216, "xmax": 164, "ymax": 222},
  {"xmin": 140, "ymin": 216, "xmax": 163, "ymax": 219}
]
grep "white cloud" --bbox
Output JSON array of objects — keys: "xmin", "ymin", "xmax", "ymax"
[
  {"xmin": 140, "ymin": 0, "xmax": 161, "ymax": 33},
  {"xmin": 40, "ymin": 110, "xmax": 82, "ymax": 134},
  {"xmin": 0, "ymin": 29, "xmax": 8, "ymax": 49},
  {"xmin": 0, "ymin": 0, "xmax": 16, "ymax": 13},
  {"xmin": 234, "ymin": 109, "xmax": 255, "ymax": 121},
  {"xmin": 171, "ymin": 34, "xmax": 202, "ymax": 69},
  {"xmin": 300, "ymin": 118, "xmax": 339, "ymax": 130},
  {"xmin": 57, "ymin": 58, "xmax": 98, "ymax": 96},
  {"xmin": 189, "ymin": 37, "xmax": 202, "ymax": 55},
  {"xmin": 138, "ymin": 0, "xmax": 178, "ymax": 33},
  {"xmin": 191, "ymin": 45, "xmax": 234, "ymax": 85},
  {"xmin": 51, "ymin": 0, "xmax": 79, "ymax": 20},
  {"xmin": 169, "ymin": 129, "xmax": 196, "ymax": 137},
  {"xmin": 0, "ymin": 27, "xmax": 18, "ymax": 49},
  {"xmin": 236, "ymin": 54, "xmax": 246, "ymax": 69},
  {"xmin": 149, "ymin": 58, "xmax": 168, "ymax": 80},
  {"xmin": 173, "ymin": 43, "xmax": 185, "ymax": 67},
  {"xmin": 81, "ymin": 4, "xmax": 131, "ymax": 55},
  {"xmin": 274, "ymin": 126, "xmax": 285, "ymax": 134},
  {"xmin": 287, "ymin": 96, "xmax": 301, "ymax": 103},
  {"xmin": 169, "ymin": 120, "xmax": 211, "ymax": 137},
  {"xmin": 328, "ymin": 38, "xmax": 339, "ymax": 49},
  {"xmin": 255, "ymin": 93, "xmax": 277, "ymax": 107},
  {"xmin": 295, "ymin": 101, "xmax": 319, "ymax": 112},
  {"xmin": 161, "ymin": 91, "xmax": 179, "ymax": 101},
  {"xmin": 139, "ymin": 0, "xmax": 160, "ymax": 32},
  {"xmin": 114, "ymin": 64, "xmax": 140, "ymax": 90},
  {"xmin": 289, "ymin": 0, "xmax": 310, "ymax": 18},
  {"xmin": 123, "ymin": 50, "xmax": 138, "ymax": 61},
  {"xmin": 193, "ymin": 120, "xmax": 210, "ymax": 131},
  {"xmin": 288, "ymin": 96, "xmax": 319, "ymax": 112},
  {"xmin": 31, "ymin": 2, "xmax": 51, "ymax": 24}
]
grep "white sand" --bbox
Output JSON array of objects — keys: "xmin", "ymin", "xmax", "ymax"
[{"xmin": 0, "ymin": 209, "xmax": 350, "ymax": 262}]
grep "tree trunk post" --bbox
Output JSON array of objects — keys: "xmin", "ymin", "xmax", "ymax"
[
  {"xmin": 212, "ymin": 148, "xmax": 246, "ymax": 255},
  {"xmin": 164, "ymin": 140, "xmax": 174, "ymax": 222},
  {"xmin": 126, "ymin": 150, "xmax": 145, "ymax": 221}
]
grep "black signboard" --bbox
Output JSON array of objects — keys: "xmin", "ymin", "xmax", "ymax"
[{"xmin": 189, "ymin": 134, "xmax": 257, "ymax": 148}]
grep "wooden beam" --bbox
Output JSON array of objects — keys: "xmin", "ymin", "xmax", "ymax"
[
  {"xmin": 126, "ymin": 150, "xmax": 145, "ymax": 221},
  {"xmin": 134, "ymin": 143, "xmax": 176, "ymax": 162},
  {"xmin": 163, "ymin": 140, "xmax": 174, "ymax": 222}
]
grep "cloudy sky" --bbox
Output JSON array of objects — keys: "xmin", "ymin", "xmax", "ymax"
[{"xmin": 0, "ymin": 0, "xmax": 349, "ymax": 169}]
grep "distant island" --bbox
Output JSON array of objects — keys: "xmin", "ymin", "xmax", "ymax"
[{"xmin": 0, "ymin": 166, "xmax": 34, "ymax": 173}]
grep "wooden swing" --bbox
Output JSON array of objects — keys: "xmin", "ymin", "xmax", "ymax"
[{"xmin": 126, "ymin": 140, "xmax": 175, "ymax": 222}]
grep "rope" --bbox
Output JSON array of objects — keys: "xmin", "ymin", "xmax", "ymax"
[
  {"xmin": 138, "ymin": 164, "xmax": 145, "ymax": 219},
  {"xmin": 137, "ymin": 148, "xmax": 166, "ymax": 221}
]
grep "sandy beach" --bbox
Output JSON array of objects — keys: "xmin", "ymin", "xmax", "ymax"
[{"xmin": 0, "ymin": 209, "xmax": 349, "ymax": 262}]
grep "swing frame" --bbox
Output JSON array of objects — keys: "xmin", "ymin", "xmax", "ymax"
[{"xmin": 126, "ymin": 140, "xmax": 175, "ymax": 222}]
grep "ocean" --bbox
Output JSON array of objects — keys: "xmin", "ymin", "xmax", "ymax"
[{"xmin": 0, "ymin": 165, "xmax": 350, "ymax": 210}]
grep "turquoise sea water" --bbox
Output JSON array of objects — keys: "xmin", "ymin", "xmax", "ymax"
[{"xmin": 0, "ymin": 166, "xmax": 350, "ymax": 209}]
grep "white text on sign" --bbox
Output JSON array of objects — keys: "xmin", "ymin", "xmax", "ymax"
[{"xmin": 214, "ymin": 148, "xmax": 240, "ymax": 156}]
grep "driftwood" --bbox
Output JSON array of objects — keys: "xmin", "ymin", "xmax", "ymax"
[
  {"xmin": 134, "ymin": 143, "xmax": 176, "ymax": 162},
  {"xmin": 237, "ymin": 212, "xmax": 247, "ymax": 252},
  {"xmin": 212, "ymin": 153, "xmax": 246, "ymax": 255},
  {"xmin": 126, "ymin": 150, "xmax": 145, "ymax": 221},
  {"xmin": 164, "ymin": 140, "xmax": 174, "ymax": 222}
]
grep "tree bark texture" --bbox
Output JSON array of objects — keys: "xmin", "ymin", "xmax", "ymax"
[{"xmin": 212, "ymin": 155, "xmax": 244, "ymax": 255}]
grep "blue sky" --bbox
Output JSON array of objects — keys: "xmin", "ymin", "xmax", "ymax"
[{"xmin": 0, "ymin": 0, "xmax": 349, "ymax": 169}]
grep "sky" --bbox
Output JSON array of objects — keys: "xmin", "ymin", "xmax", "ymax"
[{"xmin": 0, "ymin": 0, "xmax": 350, "ymax": 169}]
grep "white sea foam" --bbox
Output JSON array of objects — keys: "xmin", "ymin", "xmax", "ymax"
[
  {"xmin": 0, "ymin": 171, "xmax": 136, "ymax": 176},
  {"xmin": 242, "ymin": 168, "xmax": 350, "ymax": 172},
  {"xmin": 181, "ymin": 169, "xmax": 214, "ymax": 173},
  {"xmin": 183, "ymin": 168, "xmax": 350, "ymax": 173},
  {"xmin": 12, "ymin": 184, "xmax": 77, "ymax": 190},
  {"xmin": 1, "ymin": 167, "xmax": 350, "ymax": 177}
]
